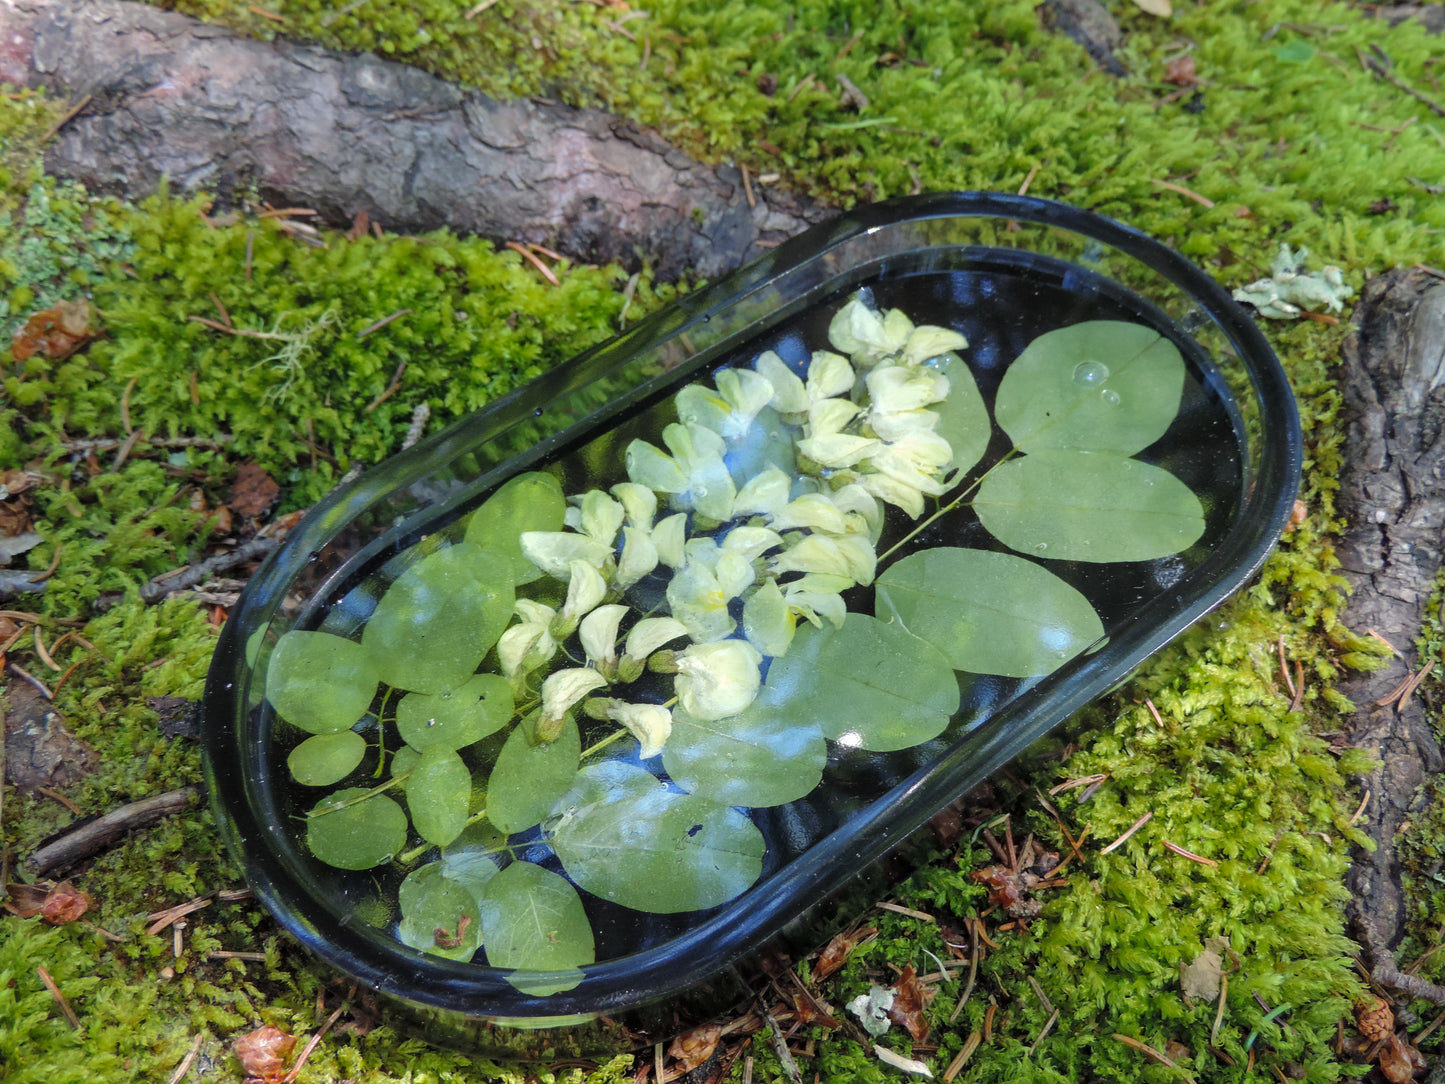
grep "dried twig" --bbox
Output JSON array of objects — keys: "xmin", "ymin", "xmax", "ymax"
[
  {"xmin": 1100, "ymin": 812, "xmax": 1153, "ymax": 855},
  {"xmin": 505, "ymin": 241, "xmax": 560, "ymax": 285},
  {"xmin": 165, "ymin": 1034, "xmax": 205, "ymax": 1084},
  {"xmin": 1163, "ymin": 840, "xmax": 1218, "ymax": 867},
  {"xmin": 139, "ymin": 537, "xmax": 280, "ymax": 603},
  {"xmin": 26, "ymin": 787, "xmax": 201, "ymax": 876},
  {"xmin": 876, "ymin": 901, "xmax": 935, "ymax": 922},
  {"xmin": 41, "ymin": 94, "xmax": 93, "ymax": 143},
  {"xmin": 1149, "ymin": 178, "xmax": 1215, "ymax": 208},
  {"xmin": 1112, "ymin": 1034, "xmax": 1197, "ymax": 1082},
  {"xmin": 282, "ymin": 1003, "xmax": 346, "ymax": 1083},
  {"xmin": 37, "ymin": 965, "xmax": 80, "ymax": 1028},
  {"xmin": 365, "ymin": 359, "xmax": 408, "ymax": 412},
  {"xmin": 355, "ymin": 309, "xmax": 412, "ymax": 340}
]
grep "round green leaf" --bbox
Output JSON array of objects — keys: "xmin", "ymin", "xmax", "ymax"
[
  {"xmin": 486, "ymin": 710, "xmax": 581, "ymax": 836},
  {"xmin": 362, "ymin": 542, "xmax": 514, "ymax": 695},
  {"xmin": 663, "ymin": 694, "xmax": 827, "ymax": 808},
  {"xmin": 479, "ymin": 861, "xmax": 594, "ymax": 994},
  {"xmin": 993, "ymin": 321, "xmax": 1185, "ymax": 456},
  {"xmin": 405, "ymin": 747, "xmax": 473, "ymax": 847},
  {"xmin": 927, "ymin": 351, "xmax": 990, "ymax": 476},
  {"xmin": 397, "ymin": 673, "xmax": 514, "ymax": 751},
  {"xmin": 397, "ymin": 860, "xmax": 483, "ymax": 961},
  {"xmin": 390, "ymin": 744, "xmax": 420, "ymax": 778},
  {"xmin": 305, "ymin": 788, "xmax": 408, "ymax": 870},
  {"xmin": 287, "ymin": 730, "xmax": 366, "ymax": 786},
  {"xmin": 267, "ymin": 630, "xmax": 378, "ymax": 734},
  {"xmin": 875, "ymin": 547, "xmax": 1105, "ymax": 678},
  {"xmin": 463, "ymin": 472, "xmax": 566, "ymax": 585},
  {"xmin": 764, "ymin": 613, "xmax": 959, "ymax": 752},
  {"xmin": 440, "ymin": 823, "xmax": 505, "ymax": 902},
  {"xmin": 552, "ymin": 762, "xmax": 765, "ymax": 914},
  {"xmin": 975, "ymin": 450, "xmax": 1206, "ymax": 562}
]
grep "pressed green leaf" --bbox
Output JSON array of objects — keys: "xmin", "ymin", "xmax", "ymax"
[
  {"xmin": 479, "ymin": 861, "xmax": 594, "ymax": 995},
  {"xmin": 928, "ymin": 351, "xmax": 990, "ymax": 476},
  {"xmin": 875, "ymin": 548, "xmax": 1105, "ymax": 678},
  {"xmin": 975, "ymin": 450, "xmax": 1206, "ymax": 562},
  {"xmin": 993, "ymin": 321, "xmax": 1185, "ymax": 456},
  {"xmin": 405, "ymin": 747, "xmax": 473, "ymax": 847},
  {"xmin": 305, "ymin": 788, "xmax": 408, "ymax": 870},
  {"xmin": 486, "ymin": 710, "xmax": 581, "ymax": 835},
  {"xmin": 390, "ymin": 744, "xmax": 420, "ymax": 778},
  {"xmin": 764, "ymin": 614, "xmax": 959, "ymax": 752},
  {"xmin": 397, "ymin": 860, "xmax": 483, "ymax": 962},
  {"xmin": 287, "ymin": 730, "xmax": 366, "ymax": 786},
  {"xmin": 463, "ymin": 471, "xmax": 566, "ymax": 585},
  {"xmin": 663, "ymin": 692, "xmax": 826, "ymax": 808},
  {"xmin": 396, "ymin": 673, "xmax": 514, "ymax": 751},
  {"xmin": 361, "ymin": 542, "xmax": 514, "ymax": 695},
  {"xmin": 552, "ymin": 762, "xmax": 765, "ymax": 914},
  {"xmin": 440, "ymin": 823, "xmax": 505, "ymax": 902},
  {"xmin": 267, "ymin": 630, "xmax": 378, "ymax": 734}
]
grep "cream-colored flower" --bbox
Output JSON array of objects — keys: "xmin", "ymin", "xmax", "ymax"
[
  {"xmin": 537, "ymin": 668, "xmax": 608, "ymax": 742},
  {"xmin": 625, "ymin": 617, "xmax": 691, "ymax": 661},
  {"xmin": 498, "ymin": 600, "xmax": 559, "ymax": 684},
  {"xmin": 551, "ymin": 558, "xmax": 608, "ymax": 637},
  {"xmin": 827, "ymin": 297, "xmax": 904, "ymax": 361},
  {"xmin": 616, "ymin": 526, "xmax": 659, "ymax": 589},
  {"xmin": 666, "ymin": 543, "xmax": 756, "ymax": 644},
  {"xmin": 652, "ymin": 512, "xmax": 688, "ymax": 569},
  {"xmin": 674, "ymin": 640, "xmax": 763, "ymax": 720},
  {"xmin": 610, "ymin": 481, "xmax": 658, "ymax": 528},
  {"xmin": 720, "ymin": 525, "xmax": 785, "ymax": 562},
  {"xmin": 733, "ymin": 468, "xmax": 792, "ymax": 518},
  {"xmin": 796, "ymin": 432, "xmax": 880, "ymax": 470},
  {"xmin": 579, "ymin": 604, "xmax": 629, "ymax": 676},
  {"xmin": 742, "ymin": 579, "xmax": 796, "ymax": 657},
  {"xmin": 519, "ymin": 531, "xmax": 613, "ymax": 581},
  {"xmin": 769, "ymin": 532, "xmax": 876, "ymax": 585},
  {"xmin": 602, "ymin": 700, "xmax": 673, "ymax": 759},
  {"xmin": 901, "ymin": 324, "xmax": 968, "ymax": 366},
  {"xmin": 754, "ymin": 350, "xmax": 808, "ymax": 413},
  {"xmin": 806, "ymin": 350, "xmax": 856, "ymax": 401}
]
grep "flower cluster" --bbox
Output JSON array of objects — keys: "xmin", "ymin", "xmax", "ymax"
[{"xmin": 506, "ymin": 296, "xmax": 968, "ymax": 755}]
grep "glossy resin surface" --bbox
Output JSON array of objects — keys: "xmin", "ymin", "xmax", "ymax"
[{"xmin": 202, "ymin": 193, "xmax": 1300, "ymax": 1028}]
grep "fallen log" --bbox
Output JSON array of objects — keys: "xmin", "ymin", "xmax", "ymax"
[
  {"xmin": 1337, "ymin": 267, "xmax": 1445, "ymax": 998},
  {"xmin": 0, "ymin": 0, "xmax": 829, "ymax": 279}
]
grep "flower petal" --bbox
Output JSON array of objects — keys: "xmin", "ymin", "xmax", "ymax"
[
  {"xmin": 734, "ymin": 468, "xmax": 792, "ymax": 518},
  {"xmin": 624, "ymin": 617, "xmax": 691, "ymax": 660},
  {"xmin": 902, "ymin": 324, "xmax": 968, "ymax": 366},
  {"xmin": 603, "ymin": 701, "xmax": 673, "ymax": 759},
  {"xmin": 579, "ymin": 604, "xmax": 628, "ymax": 669},
  {"xmin": 806, "ymin": 350, "xmax": 855, "ymax": 401},
  {"xmin": 520, "ymin": 532, "xmax": 612, "ymax": 580},
  {"xmin": 797, "ymin": 433, "xmax": 880, "ymax": 469},
  {"xmin": 743, "ymin": 579, "xmax": 796, "ymax": 657},
  {"xmin": 674, "ymin": 640, "xmax": 763, "ymax": 720},
  {"xmin": 755, "ymin": 350, "xmax": 808, "ymax": 413},
  {"xmin": 625, "ymin": 439, "xmax": 689, "ymax": 493},
  {"xmin": 616, "ymin": 525, "xmax": 660, "ymax": 589},
  {"xmin": 610, "ymin": 482, "xmax": 658, "ymax": 528}
]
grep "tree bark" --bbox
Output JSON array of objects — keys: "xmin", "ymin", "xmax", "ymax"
[
  {"xmin": 1336, "ymin": 267, "xmax": 1445, "ymax": 986},
  {"xmin": 0, "ymin": 0, "xmax": 830, "ymax": 280}
]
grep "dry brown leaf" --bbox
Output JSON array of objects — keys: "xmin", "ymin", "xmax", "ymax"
[
  {"xmin": 885, "ymin": 964, "xmax": 934, "ymax": 1043},
  {"xmin": 233, "ymin": 1025, "xmax": 296, "ymax": 1083},
  {"xmin": 228, "ymin": 463, "xmax": 281, "ymax": 517},
  {"xmin": 1378, "ymin": 1031, "xmax": 1425, "ymax": 1084},
  {"xmin": 815, "ymin": 924, "xmax": 876, "ymax": 980},
  {"xmin": 1163, "ymin": 55, "xmax": 1197, "ymax": 86},
  {"xmin": 667, "ymin": 1023, "xmax": 721, "ymax": 1072},
  {"xmin": 10, "ymin": 299, "xmax": 100, "ymax": 361},
  {"xmin": 40, "ymin": 881, "xmax": 93, "ymax": 925},
  {"xmin": 4, "ymin": 881, "xmax": 51, "ymax": 918}
]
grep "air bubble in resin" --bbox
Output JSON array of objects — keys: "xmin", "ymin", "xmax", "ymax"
[{"xmin": 1072, "ymin": 360, "xmax": 1109, "ymax": 386}]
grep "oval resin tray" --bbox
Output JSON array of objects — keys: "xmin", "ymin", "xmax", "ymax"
[{"xmin": 202, "ymin": 192, "xmax": 1301, "ymax": 1035}]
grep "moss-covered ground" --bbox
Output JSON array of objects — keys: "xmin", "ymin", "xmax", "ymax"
[{"xmin": 2, "ymin": 0, "xmax": 1444, "ymax": 1080}]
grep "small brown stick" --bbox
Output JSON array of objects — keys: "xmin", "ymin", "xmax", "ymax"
[
  {"xmin": 1211, "ymin": 974, "xmax": 1229, "ymax": 1045},
  {"xmin": 788, "ymin": 73, "xmax": 818, "ymax": 101},
  {"xmin": 1, "ymin": 621, "xmax": 28, "ymax": 655},
  {"xmin": 165, "ymin": 1034, "xmax": 205, "ymax": 1084},
  {"xmin": 25, "ymin": 542, "xmax": 63, "ymax": 585},
  {"xmin": 1026, "ymin": 1009, "xmax": 1059, "ymax": 1057},
  {"xmin": 1048, "ymin": 773, "xmax": 1108, "ymax": 796},
  {"xmin": 1289, "ymin": 659, "xmax": 1305, "ymax": 712},
  {"xmin": 37, "ymin": 786, "xmax": 81, "ymax": 815},
  {"xmin": 257, "ymin": 207, "xmax": 316, "ymax": 219},
  {"xmin": 51, "ymin": 659, "xmax": 85, "ymax": 697},
  {"xmin": 1100, "ymin": 812, "xmax": 1153, "ymax": 855},
  {"xmin": 37, "ymin": 965, "xmax": 80, "ymax": 1028},
  {"xmin": 145, "ymin": 896, "xmax": 213, "ymax": 937},
  {"xmin": 139, "ymin": 537, "xmax": 280, "ymax": 603},
  {"xmin": 1149, "ymin": 178, "xmax": 1215, "ymax": 208},
  {"xmin": 248, "ymin": 5, "xmax": 287, "ymax": 22},
  {"xmin": 1299, "ymin": 311, "xmax": 1340, "ymax": 326},
  {"xmin": 173, "ymin": 921, "xmax": 187, "ymax": 958},
  {"xmin": 244, "ymin": 230, "xmax": 256, "ymax": 281},
  {"xmin": 876, "ymin": 901, "xmax": 935, "ymax": 922},
  {"xmin": 948, "ymin": 919, "xmax": 980, "ymax": 1023},
  {"xmin": 1163, "ymin": 840, "xmax": 1218, "ymax": 867},
  {"xmin": 640, "ymin": 34, "xmax": 651, "ymax": 71},
  {"xmin": 7, "ymin": 661, "xmax": 54, "ymax": 700},
  {"xmin": 33, "ymin": 625, "xmax": 60, "ymax": 671},
  {"xmin": 466, "ymin": 0, "xmax": 500, "ymax": 15},
  {"xmin": 1017, "ymin": 162, "xmax": 1040, "ymax": 196},
  {"xmin": 505, "ymin": 241, "xmax": 560, "ymax": 285},
  {"xmin": 1144, "ymin": 698, "xmax": 1165, "ymax": 727},
  {"xmin": 209, "ymin": 291, "xmax": 233, "ymax": 329},
  {"xmin": 1027, "ymin": 975, "xmax": 1054, "ymax": 1015},
  {"xmin": 1348, "ymin": 789, "xmax": 1370, "ymax": 828},
  {"xmin": 355, "ymin": 309, "xmax": 412, "ymax": 340},
  {"xmin": 365, "ymin": 360, "xmax": 408, "ymax": 412},
  {"xmin": 1278, "ymin": 635, "xmax": 1295, "ymax": 696},
  {"xmin": 1112, "ymin": 1034, "xmax": 1196, "ymax": 1082},
  {"xmin": 120, "ymin": 375, "xmax": 139, "ymax": 434},
  {"xmin": 742, "ymin": 164, "xmax": 756, "ymax": 208},
  {"xmin": 1413, "ymin": 1005, "xmax": 1445, "ymax": 1045},
  {"xmin": 1256, "ymin": 828, "xmax": 1285, "ymax": 875},
  {"xmin": 41, "ymin": 94, "xmax": 93, "ymax": 143},
  {"xmin": 26, "ymin": 787, "xmax": 201, "ymax": 876},
  {"xmin": 1372, "ymin": 962, "xmax": 1445, "ymax": 1005},
  {"xmin": 208, "ymin": 950, "xmax": 268, "ymax": 961},
  {"xmin": 111, "ymin": 429, "xmax": 145, "ymax": 472},
  {"xmin": 942, "ymin": 1032, "xmax": 980, "ymax": 1082},
  {"xmin": 282, "ymin": 1003, "xmax": 345, "ymax": 1084},
  {"xmin": 1365, "ymin": 628, "xmax": 1401, "ymax": 655}
]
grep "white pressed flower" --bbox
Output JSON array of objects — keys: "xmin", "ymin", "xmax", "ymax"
[
  {"xmin": 667, "ymin": 557, "xmax": 738, "ymax": 643},
  {"xmin": 720, "ymin": 525, "xmax": 785, "ymax": 562},
  {"xmin": 579, "ymin": 603, "xmax": 629, "ymax": 674},
  {"xmin": 553, "ymin": 558, "xmax": 608, "ymax": 636},
  {"xmin": 808, "ymin": 397, "xmax": 862, "ymax": 438},
  {"xmin": 754, "ymin": 350, "xmax": 808, "ymax": 413},
  {"xmin": 868, "ymin": 407, "xmax": 940, "ymax": 443},
  {"xmin": 881, "ymin": 306, "xmax": 915, "ymax": 350},
  {"xmin": 858, "ymin": 471, "xmax": 927, "ymax": 518},
  {"xmin": 901, "ymin": 324, "xmax": 968, "ymax": 366},
  {"xmin": 662, "ymin": 423, "xmax": 737, "ymax": 521},
  {"xmin": 519, "ymin": 531, "xmax": 613, "ymax": 580},
  {"xmin": 829, "ymin": 483, "xmax": 883, "ymax": 540},
  {"xmin": 674, "ymin": 383, "xmax": 732, "ymax": 434},
  {"xmin": 625, "ymin": 438, "xmax": 690, "ymax": 494},
  {"xmin": 742, "ymin": 579, "xmax": 796, "ymax": 657},
  {"xmin": 615, "ymin": 525, "xmax": 660, "ymax": 589},
  {"xmin": 782, "ymin": 583, "xmax": 847, "ymax": 629},
  {"xmin": 610, "ymin": 482, "xmax": 658, "ymax": 528},
  {"xmin": 674, "ymin": 640, "xmax": 763, "ymax": 720},
  {"xmin": 827, "ymin": 297, "xmax": 898, "ymax": 360},
  {"xmin": 537, "ymin": 668, "xmax": 608, "ymax": 741},
  {"xmin": 768, "ymin": 493, "xmax": 849, "ymax": 535},
  {"xmin": 714, "ymin": 368, "xmax": 775, "ymax": 439},
  {"xmin": 806, "ymin": 350, "xmax": 855, "ymax": 401},
  {"xmin": 498, "ymin": 620, "xmax": 556, "ymax": 683},
  {"xmin": 622, "ymin": 617, "xmax": 691, "ymax": 677},
  {"xmin": 867, "ymin": 365, "xmax": 949, "ymax": 415},
  {"xmin": 867, "ymin": 431, "xmax": 952, "ymax": 494},
  {"xmin": 651, "ymin": 512, "xmax": 688, "ymax": 568},
  {"xmin": 769, "ymin": 532, "xmax": 876, "ymax": 585},
  {"xmin": 733, "ymin": 468, "xmax": 792, "ymax": 518},
  {"xmin": 603, "ymin": 701, "xmax": 673, "ymax": 759},
  {"xmin": 577, "ymin": 490, "xmax": 625, "ymax": 547},
  {"xmin": 796, "ymin": 432, "xmax": 880, "ymax": 469}
]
